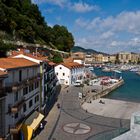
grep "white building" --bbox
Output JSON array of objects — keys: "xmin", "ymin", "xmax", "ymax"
[
  {"xmin": 73, "ymin": 59, "xmax": 84, "ymax": 64},
  {"xmin": 11, "ymin": 51, "xmax": 48, "ymax": 113},
  {"xmin": 0, "ymin": 58, "xmax": 43, "ymax": 140},
  {"xmin": 55, "ymin": 62, "xmax": 84, "ymax": 85}
]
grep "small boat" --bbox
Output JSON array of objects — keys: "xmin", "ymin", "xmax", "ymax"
[
  {"xmin": 88, "ymin": 66, "xmax": 94, "ymax": 71},
  {"xmin": 136, "ymin": 72, "xmax": 140, "ymax": 76}
]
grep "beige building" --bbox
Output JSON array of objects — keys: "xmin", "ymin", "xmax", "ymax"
[
  {"xmin": 131, "ymin": 53, "xmax": 139, "ymax": 63},
  {"xmin": 102, "ymin": 55, "xmax": 109, "ymax": 63},
  {"xmin": 117, "ymin": 52, "xmax": 140, "ymax": 63},
  {"xmin": 109, "ymin": 55, "xmax": 116, "ymax": 63},
  {"xmin": 71, "ymin": 52, "xmax": 86, "ymax": 59},
  {"xmin": 94, "ymin": 54, "xmax": 103, "ymax": 63},
  {"xmin": 118, "ymin": 52, "xmax": 131, "ymax": 63}
]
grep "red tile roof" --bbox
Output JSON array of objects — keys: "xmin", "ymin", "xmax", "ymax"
[
  {"xmin": 0, "ymin": 58, "xmax": 39, "ymax": 70},
  {"xmin": 60, "ymin": 62, "xmax": 84, "ymax": 69},
  {"xmin": 10, "ymin": 50, "xmax": 48, "ymax": 61}
]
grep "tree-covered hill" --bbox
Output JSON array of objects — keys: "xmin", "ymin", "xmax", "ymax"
[
  {"xmin": 0, "ymin": 0, "xmax": 74, "ymax": 52},
  {"xmin": 71, "ymin": 46, "xmax": 109, "ymax": 55}
]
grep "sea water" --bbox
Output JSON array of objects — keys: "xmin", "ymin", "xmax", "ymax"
[{"xmin": 94, "ymin": 68, "xmax": 140, "ymax": 102}]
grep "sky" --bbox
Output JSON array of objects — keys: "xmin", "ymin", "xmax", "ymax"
[{"xmin": 31, "ymin": 0, "xmax": 140, "ymax": 54}]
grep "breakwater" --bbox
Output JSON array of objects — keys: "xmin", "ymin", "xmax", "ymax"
[{"xmin": 92, "ymin": 80, "xmax": 124, "ymax": 100}]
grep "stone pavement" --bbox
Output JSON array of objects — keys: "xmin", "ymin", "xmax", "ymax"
[
  {"xmin": 33, "ymin": 85, "xmax": 130, "ymax": 140},
  {"xmin": 33, "ymin": 85, "xmax": 64, "ymax": 140},
  {"xmin": 51, "ymin": 86, "xmax": 130, "ymax": 140}
]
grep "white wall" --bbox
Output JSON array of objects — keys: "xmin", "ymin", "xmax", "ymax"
[
  {"xmin": 55, "ymin": 64, "xmax": 84, "ymax": 85},
  {"xmin": 4, "ymin": 66, "xmax": 40, "ymax": 135},
  {"xmin": 55, "ymin": 65, "xmax": 71, "ymax": 85}
]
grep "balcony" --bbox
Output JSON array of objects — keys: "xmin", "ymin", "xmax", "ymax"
[
  {"xmin": 11, "ymin": 97, "xmax": 25, "ymax": 113},
  {"xmin": 10, "ymin": 116, "xmax": 24, "ymax": 134},
  {"xmin": 0, "ymin": 87, "xmax": 6, "ymax": 98},
  {"xmin": 5, "ymin": 82, "xmax": 23, "ymax": 93},
  {"xmin": 5, "ymin": 73, "xmax": 42, "ymax": 92}
]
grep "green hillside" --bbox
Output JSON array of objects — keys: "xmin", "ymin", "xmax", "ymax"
[
  {"xmin": 71, "ymin": 46, "xmax": 109, "ymax": 55},
  {"xmin": 0, "ymin": 0, "xmax": 74, "ymax": 52}
]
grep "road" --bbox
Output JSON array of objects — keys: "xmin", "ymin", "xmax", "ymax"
[{"xmin": 50, "ymin": 86, "xmax": 130, "ymax": 140}]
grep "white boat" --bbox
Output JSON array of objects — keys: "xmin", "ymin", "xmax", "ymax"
[{"xmin": 88, "ymin": 66, "xmax": 94, "ymax": 71}]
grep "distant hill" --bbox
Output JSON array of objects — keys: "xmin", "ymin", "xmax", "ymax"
[{"xmin": 71, "ymin": 46, "xmax": 109, "ymax": 55}]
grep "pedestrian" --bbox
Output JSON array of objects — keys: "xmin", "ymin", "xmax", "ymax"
[{"xmin": 40, "ymin": 122, "xmax": 43, "ymax": 129}]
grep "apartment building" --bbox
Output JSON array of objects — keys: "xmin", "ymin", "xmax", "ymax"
[
  {"xmin": 55, "ymin": 62, "xmax": 84, "ymax": 85},
  {"xmin": 44, "ymin": 61, "xmax": 57, "ymax": 103},
  {"xmin": 0, "ymin": 71, "xmax": 8, "ymax": 140},
  {"xmin": 0, "ymin": 58, "xmax": 43, "ymax": 140},
  {"xmin": 11, "ymin": 50, "xmax": 57, "ymax": 115},
  {"xmin": 102, "ymin": 55, "xmax": 109, "ymax": 63},
  {"xmin": 94, "ymin": 54, "xmax": 103, "ymax": 63},
  {"xmin": 118, "ymin": 52, "xmax": 131, "ymax": 63},
  {"xmin": 131, "ymin": 53, "xmax": 140, "ymax": 63},
  {"xmin": 117, "ymin": 52, "xmax": 140, "ymax": 63},
  {"xmin": 109, "ymin": 55, "xmax": 116, "ymax": 63},
  {"xmin": 71, "ymin": 52, "xmax": 86, "ymax": 59},
  {"xmin": 85, "ymin": 54, "xmax": 93, "ymax": 65},
  {"xmin": 11, "ymin": 51, "xmax": 47, "ymax": 112}
]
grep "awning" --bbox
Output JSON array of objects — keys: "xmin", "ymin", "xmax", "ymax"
[{"xmin": 21, "ymin": 111, "xmax": 44, "ymax": 140}]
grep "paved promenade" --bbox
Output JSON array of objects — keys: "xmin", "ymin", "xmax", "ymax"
[
  {"xmin": 50, "ymin": 86, "xmax": 130, "ymax": 140},
  {"xmin": 82, "ymin": 98, "xmax": 140, "ymax": 119}
]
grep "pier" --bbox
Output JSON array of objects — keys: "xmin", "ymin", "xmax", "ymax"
[
  {"xmin": 83, "ymin": 79, "xmax": 124, "ymax": 103},
  {"xmin": 92, "ymin": 79, "xmax": 124, "ymax": 100}
]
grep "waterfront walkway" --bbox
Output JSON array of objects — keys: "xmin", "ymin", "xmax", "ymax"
[
  {"xmin": 82, "ymin": 98, "xmax": 140, "ymax": 119},
  {"xmin": 50, "ymin": 86, "xmax": 130, "ymax": 140}
]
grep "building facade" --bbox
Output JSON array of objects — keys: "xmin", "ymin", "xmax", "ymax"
[
  {"xmin": 0, "ymin": 71, "xmax": 8, "ymax": 140},
  {"xmin": 0, "ymin": 58, "xmax": 41, "ymax": 140},
  {"xmin": 55, "ymin": 62, "xmax": 84, "ymax": 85}
]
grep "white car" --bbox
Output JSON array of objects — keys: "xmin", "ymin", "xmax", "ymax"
[{"xmin": 73, "ymin": 80, "xmax": 83, "ymax": 86}]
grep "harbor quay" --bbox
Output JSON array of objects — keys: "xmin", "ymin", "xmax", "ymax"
[{"xmin": 80, "ymin": 77, "xmax": 124, "ymax": 104}]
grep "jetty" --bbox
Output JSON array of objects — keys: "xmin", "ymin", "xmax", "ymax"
[
  {"xmin": 82, "ymin": 79, "xmax": 124, "ymax": 103},
  {"xmin": 92, "ymin": 79, "xmax": 124, "ymax": 100}
]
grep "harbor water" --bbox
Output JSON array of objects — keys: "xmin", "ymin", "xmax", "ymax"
[{"xmin": 94, "ymin": 68, "xmax": 140, "ymax": 102}]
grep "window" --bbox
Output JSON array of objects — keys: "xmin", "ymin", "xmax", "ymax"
[
  {"xmin": 23, "ymin": 87, "xmax": 28, "ymax": 95},
  {"xmin": 56, "ymin": 72, "xmax": 58, "ymax": 76},
  {"xmin": 34, "ymin": 95, "xmax": 39, "ymax": 103},
  {"xmin": 23, "ymin": 104, "xmax": 26, "ymax": 112},
  {"xmin": 15, "ymin": 113, "xmax": 18, "ymax": 119},
  {"xmin": 35, "ymin": 81, "xmax": 39, "ymax": 89},
  {"xmin": 36, "ymin": 95, "xmax": 39, "ymax": 102},
  {"xmin": 29, "ymin": 100, "xmax": 32, "ymax": 108},
  {"xmin": 29, "ymin": 84, "xmax": 34, "ymax": 92},
  {"xmin": 14, "ymin": 92, "xmax": 18, "ymax": 102},
  {"xmin": 60, "ymin": 67, "xmax": 62, "ymax": 69},
  {"xmin": 19, "ymin": 70, "xmax": 22, "ymax": 82},
  {"xmin": 63, "ymin": 73, "xmax": 65, "ymax": 76},
  {"xmin": 27, "ymin": 69, "xmax": 29, "ymax": 78}
]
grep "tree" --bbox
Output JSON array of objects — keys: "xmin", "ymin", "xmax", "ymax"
[{"xmin": 52, "ymin": 53, "xmax": 63, "ymax": 63}]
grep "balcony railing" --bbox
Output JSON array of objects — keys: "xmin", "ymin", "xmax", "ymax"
[
  {"xmin": 0, "ymin": 87, "xmax": 6, "ymax": 98},
  {"xmin": 10, "ymin": 116, "xmax": 25, "ymax": 134},
  {"xmin": 5, "ymin": 73, "xmax": 42, "ymax": 92},
  {"xmin": 11, "ymin": 97, "xmax": 25, "ymax": 113}
]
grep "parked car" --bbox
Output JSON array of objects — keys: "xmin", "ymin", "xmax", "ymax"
[{"xmin": 73, "ymin": 80, "xmax": 83, "ymax": 87}]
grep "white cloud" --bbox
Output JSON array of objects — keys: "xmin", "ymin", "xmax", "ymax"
[
  {"xmin": 75, "ymin": 18, "xmax": 89, "ymax": 28},
  {"xmin": 32, "ymin": 0, "xmax": 99, "ymax": 13},
  {"xmin": 32, "ymin": 0, "xmax": 67, "ymax": 7},
  {"xmin": 75, "ymin": 11, "xmax": 140, "ymax": 53},
  {"xmin": 71, "ymin": 2, "xmax": 99, "ymax": 13}
]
